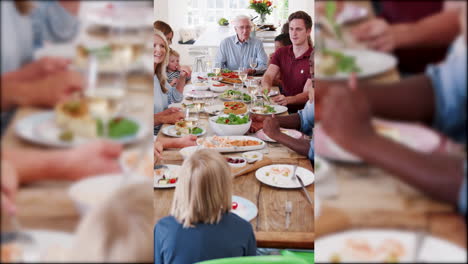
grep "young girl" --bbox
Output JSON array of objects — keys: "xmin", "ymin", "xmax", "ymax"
[{"xmin": 154, "ymin": 149, "xmax": 257, "ymax": 264}]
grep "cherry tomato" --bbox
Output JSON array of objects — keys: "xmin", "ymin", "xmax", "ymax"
[
  {"xmin": 232, "ymin": 202, "xmax": 238, "ymax": 210},
  {"xmin": 169, "ymin": 178, "xmax": 177, "ymax": 184}
]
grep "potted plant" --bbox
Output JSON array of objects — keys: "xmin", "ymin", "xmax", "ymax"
[{"xmin": 248, "ymin": 0, "xmax": 274, "ymax": 24}]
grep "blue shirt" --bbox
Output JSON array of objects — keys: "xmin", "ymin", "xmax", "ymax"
[
  {"xmin": 426, "ymin": 36, "xmax": 467, "ymax": 215},
  {"xmin": 215, "ymin": 35, "xmax": 268, "ymax": 73},
  {"xmin": 154, "ymin": 213, "xmax": 257, "ymax": 264},
  {"xmin": 1, "ymin": 1, "xmax": 79, "ymax": 74},
  {"xmin": 298, "ymin": 101, "xmax": 314, "ymax": 161},
  {"xmin": 154, "ymin": 74, "xmax": 183, "ymax": 135}
]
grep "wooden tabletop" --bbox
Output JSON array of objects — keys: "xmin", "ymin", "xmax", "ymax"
[
  {"xmin": 154, "ymin": 86, "xmax": 315, "ymax": 249},
  {"xmin": 315, "ymin": 2, "xmax": 467, "ymax": 249},
  {"xmin": 1, "ymin": 73, "xmax": 153, "ymax": 234}
]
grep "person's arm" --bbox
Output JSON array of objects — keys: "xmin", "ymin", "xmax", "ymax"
[
  {"xmin": 272, "ymin": 133, "xmax": 312, "ymax": 158},
  {"xmin": 174, "ymin": 71, "xmax": 187, "ymax": 94},
  {"xmin": 261, "ymin": 64, "xmax": 280, "ymax": 92},
  {"xmin": 263, "ymin": 115, "xmax": 310, "ymax": 157},
  {"xmin": 154, "ymin": 108, "xmax": 184, "ymax": 126},
  {"xmin": 285, "ymin": 79, "xmax": 312, "ymax": 106},
  {"xmin": 158, "ymin": 135, "xmax": 197, "ymax": 149}
]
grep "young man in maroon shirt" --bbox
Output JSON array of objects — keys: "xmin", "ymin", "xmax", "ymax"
[{"xmin": 262, "ymin": 11, "xmax": 313, "ymax": 113}]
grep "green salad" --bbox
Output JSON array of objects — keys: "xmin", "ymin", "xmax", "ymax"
[
  {"xmin": 97, "ymin": 117, "xmax": 139, "ymax": 138},
  {"xmin": 222, "ymin": 90, "xmax": 251, "ymax": 102},
  {"xmin": 322, "ymin": 49, "xmax": 361, "ymax": 74},
  {"xmin": 176, "ymin": 127, "xmax": 203, "ymax": 136},
  {"xmin": 215, "ymin": 114, "xmax": 249, "ymax": 125}
]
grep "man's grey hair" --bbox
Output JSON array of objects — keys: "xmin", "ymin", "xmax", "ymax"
[{"xmin": 232, "ymin": 14, "xmax": 252, "ymax": 27}]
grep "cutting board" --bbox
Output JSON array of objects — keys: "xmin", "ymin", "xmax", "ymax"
[{"xmin": 231, "ymin": 157, "xmax": 272, "ymax": 178}]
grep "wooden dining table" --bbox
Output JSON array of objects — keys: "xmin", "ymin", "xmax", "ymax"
[
  {"xmin": 315, "ymin": 0, "xmax": 467, "ymax": 251},
  {"xmin": 154, "ymin": 84, "xmax": 315, "ymax": 249}
]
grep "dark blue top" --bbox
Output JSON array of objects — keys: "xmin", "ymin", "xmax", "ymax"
[{"xmin": 154, "ymin": 213, "xmax": 257, "ymax": 264}]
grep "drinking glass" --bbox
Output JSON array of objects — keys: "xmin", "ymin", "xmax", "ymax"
[
  {"xmin": 238, "ymin": 67, "xmax": 248, "ymax": 88},
  {"xmin": 249, "ymin": 57, "xmax": 257, "ymax": 76}
]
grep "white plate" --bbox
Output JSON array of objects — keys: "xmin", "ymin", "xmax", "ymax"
[
  {"xmin": 255, "ymin": 128, "xmax": 303, "ymax": 143},
  {"xmin": 314, "ymin": 120, "xmax": 441, "ymax": 163},
  {"xmin": 315, "ymin": 49, "xmax": 397, "ymax": 81},
  {"xmin": 186, "ymin": 83, "xmax": 210, "ymax": 91},
  {"xmin": 249, "ymin": 105, "xmax": 288, "ymax": 115},
  {"xmin": 314, "ymin": 155, "xmax": 331, "ymax": 183},
  {"xmin": 1, "ymin": 229, "xmax": 74, "ymax": 262},
  {"xmin": 204, "ymin": 104, "xmax": 225, "ymax": 115},
  {"xmin": 336, "ymin": 4, "xmax": 369, "ymax": 25},
  {"xmin": 15, "ymin": 111, "xmax": 147, "ymax": 148},
  {"xmin": 255, "ymin": 164, "xmax": 315, "ymax": 189},
  {"xmin": 231, "ymin": 195, "xmax": 258, "ymax": 222},
  {"xmin": 184, "ymin": 90, "xmax": 216, "ymax": 99},
  {"xmin": 316, "ymin": 229, "xmax": 467, "ymax": 263},
  {"xmin": 241, "ymin": 151, "xmax": 264, "ymax": 163},
  {"xmin": 154, "ymin": 164, "xmax": 181, "ymax": 188},
  {"xmin": 161, "ymin": 125, "xmax": 206, "ymax": 138},
  {"xmin": 196, "ymin": 136, "xmax": 266, "ymax": 153}
]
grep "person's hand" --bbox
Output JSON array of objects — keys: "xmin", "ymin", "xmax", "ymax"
[
  {"xmin": 155, "ymin": 108, "xmax": 184, "ymax": 125},
  {"xmin": 1, "ymin": 160, "xmax": 18, "ymax": 215},
  {"xmin": 63, "ymin": 141, "xmax": 123, "ymax": 180},
  {"xmin": 170, "ymin": 78, "xmax": 178, "ymax": 87},
  {"xmin": 320, "ymin": 82, "xmax": 376, "ymax": 149},
  {"xmin": 23, "ymin": 70, "xmax": 84, "ymax": 107},
  {"xmin": 249, "ymin": 114, "xmax": 267, "ymax": 133},
  {"xmin": 180, "ymin": 70, "xmax": 188, "ymax": 78},
  {"xmin": 24, "ymin": 57, "xmax": 72, "ymax": 79},
  {"xmin": 154, "ymin": 141, "xmax": 163, "ymax": 164},
  {"xmin": 351, "ymin": 18, "xmax": 399, "ymax": 52},
  {"xmin": 272, "ymin": 94, "xmax": 288, "ymax": 106},
  {"xmin": 180, "ymin": 65, "xmax": 192, "ymax": 78},
  {"xmin": 263, "ymin": 115, "xmax": 282, "ymax": 140},
  {"xmin": 175, "ymin": 135, "xmax": 197, "ymax": 148}
]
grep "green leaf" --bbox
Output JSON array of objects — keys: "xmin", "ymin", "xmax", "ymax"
[{"xmin": 97, "ymin": 117, "xmax": 139, "ymax": 138}]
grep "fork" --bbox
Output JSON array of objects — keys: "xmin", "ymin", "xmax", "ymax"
[
  {"xmin": 285, "ymin": 201, "xmax": 292, "ymax": 229},
  {"xmin": 412, "ymin": 230, "xmax": 427, "ymax": 263}
]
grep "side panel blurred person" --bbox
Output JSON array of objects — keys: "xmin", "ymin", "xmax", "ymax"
[
  {"xmin": 1, "ymin": 141, "xmax": 122, "ymax": 214},
  {"xmin": 68, "ymin": 181, "xmax": 153, "ymax": 262},
  {"xmin": 262, "ymin": 11, "xmax": 313, "ymax": 113},
  {"xmin": 154, "ymin": 149, "xmax": 256, "ymax": 264},
  {"xmin": 317, "ymin": 2, "xmax": 467, "ymax": 215}
]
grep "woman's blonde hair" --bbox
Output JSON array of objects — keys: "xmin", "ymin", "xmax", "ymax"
[
  {"xmin": 15, "ymin": 1, "xmax": 35, "ymax": 15},
  {"xmin": 68, "ymin": 181, "xmax": 154, "ymax": 262},
  {"xmin": 171, "ymin": 149, "xmax": 233, "ymax": 228},
  {"xmin": 154, "ymin": 29, "xmax": 170, "ymax": 93}
]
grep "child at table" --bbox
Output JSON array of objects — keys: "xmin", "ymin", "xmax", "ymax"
[
  {"xmin": 154, "ymin": 149, "xmax": 257, "ymax": 264},
  {"xmin": 166, "ymin": 49, "xmax": 190, "ymax": 87},
  {"xmin": 67, "ymin": 181, "xmax": 154, "ymax": 262}
]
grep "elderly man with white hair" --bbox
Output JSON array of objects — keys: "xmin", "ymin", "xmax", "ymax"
[{"xmin": 215, "ymin": 14, "xmax": 268, "ymax": 74}]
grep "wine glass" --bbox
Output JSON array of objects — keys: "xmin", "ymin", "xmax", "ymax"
[
  {"xmin": 249, "ymin": 57, "xmax": 257, "ymax": 76},
  {"xmin": 184, "ymin": 108, "xmax": 199, "ymax": 134},
  {"xmin": 238, "ymin": 67, "xmax": 248, "ymax": 88},
  {"xmin": 213, "ymin": 62, "xmax": 221, "ymax": 78}
]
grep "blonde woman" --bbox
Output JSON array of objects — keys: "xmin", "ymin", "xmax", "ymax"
[
  {"xmin": 67, "ymin": 181, "xmax": 154, "ymax": 262},
  {"xmin": 154, "ymin": 149, "xmax": 257, "ymax": 264}
]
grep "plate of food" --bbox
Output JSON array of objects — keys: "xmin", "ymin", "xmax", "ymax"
[
  {"xmin": 161, "ymin": 122, "xmax": 206, "ymax": 137},
  {"xmin": 210, "ymin": 81, "xmax": 229, "ymax": 93},
  {"xmin": 250, "ymin": 104, "xmax": 288, "ymax": 115},
  {"xmin": 223, "ymin": 101, "xmax": 248, "ymax": 115},
  {"xmin": 315, "ymin": 49, "xmax": 397, "ymax": 80},
  {"xmin": 219, "ymin": 90, "xmax": 252, "ymax": 102},
  {"xmin": 231, "ymin": 195, "xmax": 258, "ymax": 222},
  {"xmin": 255, "ymin": 164, "xmax": 315, "ymax": 189},
  {"xmin": 154, "ymin": 164, "xmax": 180, "ymax": 188},
  {"xmin": 187, "ymin": 82, "xmax": 210, "ymax": 91},
  {"xmin": 196, "ymin": 136, "xmax": 266, "ymax": 153},
  {"xmin": 1, "ymin": 229, "xmax": 74, "ymax": 262},
  {"xmin": 209, "ymin": 114, "xmax": 252, "ymax": 136},
  {"xmin": 15, "ymin": 100, "xmax": 146, "ymax": 148},
  {"xmin": 315, "ymin": 229, "xmax": 467, "ymax": 263},
  {"xmin": 314, "ymin": 120, "xmax": 441, "ymax": 163},
  {"xmin": 204, "ymin": 104, "xmax": 225, "ymax": 115},
  {"xmin": 255, "ymin": 128, "xmax": 303, "ymax": 143},
  {"xmin": 184, "ymin": 90, "xmax": 216, "ymax": 99}
]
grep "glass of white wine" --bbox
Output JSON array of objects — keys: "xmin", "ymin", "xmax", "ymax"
[
  {"xmin": 238, "ymin": 67, "xmax": 248, "ymax": 89},
  {"xmin": 213, "ymin": 62, "xmax": 221, "ymax": 78},
  {"xmin": 249, "ymin": 57, "xmax": 257, "ymax": 76},
  {"xmin": 184, "ymin": 108, "xmax": 199, "ymax": 135}
]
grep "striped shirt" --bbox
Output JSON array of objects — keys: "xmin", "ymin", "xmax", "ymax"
[{"xmin": 215, "ymin": 35, "xmax": 268, "ymax": 73}]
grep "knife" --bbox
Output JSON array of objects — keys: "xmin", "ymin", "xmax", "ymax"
[{"xmin": 296, "ymin": 174, "xmax": 313, "ymax": 205}]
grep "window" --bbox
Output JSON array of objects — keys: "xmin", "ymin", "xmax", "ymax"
[{"xmin": 187, "ymin": 0, "xmax": 289, "ymax": 27}]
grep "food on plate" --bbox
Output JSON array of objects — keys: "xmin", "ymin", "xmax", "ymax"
[
  {"xmin": 223, "ymin": 101, "xmax": 247, "ymax": 115},
  {"xmin": 216, "ymin": 114, "xmax": 250, "ymax": 125},
  {"xmin": 197, "ymin": 136, "xmax": 263, "ymax": 148},
  {"xmin": 1, "ymin": 243, "xmax": 22, "ymax": 262},
  {"xmin": 265, "ymin": 166, "xmax": 291, "ymax": 177},
  {"xmin": 175, "ymin": 120, "xmax": 203, "ymax": 135},
  {"xmin": 55, "ymin": 98, "xmax": 139, "ymax": 141},
  {"xmin": 75, "ymin": 43, "xmax": 143, "ymax": 69},
  {"xmin": 155, "ymin": 167, "xmax": 178, "ymax": 185},
  {"xmin": 221, "ymin": 77, "xmax": 242, "ymax": 84},
  {"xmin": 221, "ymin": 90, "xmax": 251, "ymax": 102},
  {"xmin": 55, "ymin": 98, "xmax": 97, "ymax": 138},
  {"xmin": 328, "ymin": 238, "xmax": 405, "ymax": 262},
  {"xmin": 193, "ymin": 82, "xmax": 208, "ymax": 87},
  {"xmin": 317, "ymin": 49, "xmax": 360, "ymax": 76},
  {"xmin": 232, "ymin": 202, "xmax": 239, "ymax": 210},
  {"xmin": 250, "ymin": 104, "xmax": 276, "ymax": 114},
  {"xmin": 226, "ymin": 157, "xmax": 246, "ymax": 164}
]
